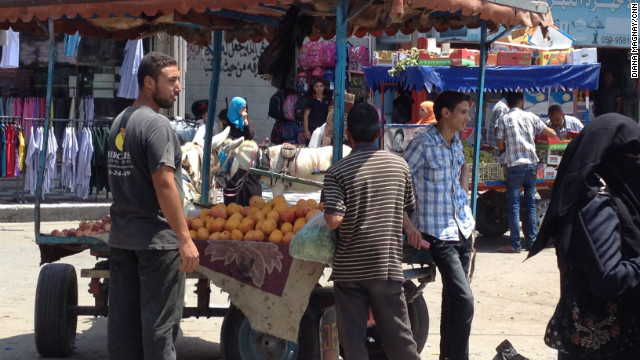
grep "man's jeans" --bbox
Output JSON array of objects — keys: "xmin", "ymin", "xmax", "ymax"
[{"xmin": 506, "ymin": 164, "xmax": 537, "ymax": 250}]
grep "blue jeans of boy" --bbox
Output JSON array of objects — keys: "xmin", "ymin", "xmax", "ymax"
[{"xmin": 506, "ymin": 164, "xmax": 537, "ymax": 251}]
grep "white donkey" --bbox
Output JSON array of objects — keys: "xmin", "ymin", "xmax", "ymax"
[{"xmin": 228, "ymin": 140, "xmax": 352, "ymax": 197}]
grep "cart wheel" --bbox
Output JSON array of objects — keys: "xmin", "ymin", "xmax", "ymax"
[
  {"xmin": 365, "ymin": 281, "xmax": 429, "ymax": 360},
  {"xmin": 34, "ymin": 263, "xmax": 78, "ymax": 358},
  {"xmin": 476, "ymin": 190, "xmax": 509, "ymax": 237},
  {"xmin": 220, "ymin": 303, "xmax": 320, "ymax": 360}
]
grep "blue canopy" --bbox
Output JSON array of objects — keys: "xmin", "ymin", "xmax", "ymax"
[{"xmin": 364, "ymin": 64, "xmax": 601, "ymax": 92}]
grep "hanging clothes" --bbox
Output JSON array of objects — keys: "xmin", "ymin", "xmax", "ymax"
[
  {"xmin": 60, "ymin": 125, "xmax": 79, "ymax": 192},
  {"xmin": 76, "ymin": 127, "xmax": 94, "ymax": 199},
  {"xmin": 89, "ymin": 125, "xmax": 110, "ymax": 194},
  {"xmin": 0, "ymin": 28, "xmax": 19, "ymax": 68},
  {"xmin": 4, "ymin": 122, "xmax": 15, "ymax": 177},
  {"xmin": 118, "ymin": 39, "xmax": 144, "ymax": 99},
  {"xmin": 0, "ymin": 123, "xmax": 5, "ymax": 177},
  {"xmin": 16, "ymin": 127, "xmax": 24, "ymax": 174},
  {"xmin": 43, "ymin": 126, "xmax": 58, "ymax": 195},
  {"xmin": 63, "ymin": 31, "xmax": 81, "ymax": 58},
  {"xmin": 24, "ymin": 125, "xmax": 43, "ymax": 195}
]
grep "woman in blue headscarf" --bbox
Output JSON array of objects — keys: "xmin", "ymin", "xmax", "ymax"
[{"xmin": 226, "ymin": 97, "xmax": 253, "ymax": 140}]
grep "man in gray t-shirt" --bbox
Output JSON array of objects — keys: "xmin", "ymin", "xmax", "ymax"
[{"xmin": 106, "ymin": 52, "xmax": 198, "ymax": 360}]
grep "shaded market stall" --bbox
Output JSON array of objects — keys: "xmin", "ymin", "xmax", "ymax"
[{"xmin": 0, "ymin": 0, "xmax": 555, "ymax": 359}]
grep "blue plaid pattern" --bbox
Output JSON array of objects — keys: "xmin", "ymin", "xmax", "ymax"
[
  {"xmin": 404, "ymin": 126, "xmax": 475, "ymax": 241},
  {"xmin": 487, "ymin": 99, "xmax": 509, "ymax": 147},
  {"xmin": 496, "ymin": 108, "xmax": 546, "ymax": 167}
]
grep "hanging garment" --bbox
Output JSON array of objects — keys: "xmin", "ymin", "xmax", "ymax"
[
  {"xmin": 76, "ymin": 127, "xmax": 94, "ymax": 199},
  {"xmin": 0, "ymin": 28, "xmax": 19, "ymax": 68},
  {"xmin": 0, "ymin": 123, "xmax": 5, "ymax": 177},
  {"xmin": 24, "ymin": 125, "xmax": 43, "ymax": 195},
  {"xmin": 43, "ymin": 127, "xmax": 58, "ymax": 196},
  {"xmin": 118, "ymin": 39, "xmax": 144, "ymax": 99},
  {"xmin": 63, "ymin": 31, "xmax": 81, "ymax": 58},
  {"xmin": 60, "ymin": 125, "xmax": 79, "ymax": 192},
  {"xmin": 5, "ymin": 123, "xmax": 15, "ymax": 177},
  {"xmin": 17, "ymin": 128, "xmax": 24, "ymax": 174}
]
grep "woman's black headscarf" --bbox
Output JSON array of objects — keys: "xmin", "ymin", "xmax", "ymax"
[{"xmin": 528, "ymin": 113, "xmax": 640, "ymax": 261}]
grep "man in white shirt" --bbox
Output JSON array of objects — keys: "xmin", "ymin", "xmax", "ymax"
[{"xmin": 546, "ymin": 104, "xmax": 584, "ymax": 139}]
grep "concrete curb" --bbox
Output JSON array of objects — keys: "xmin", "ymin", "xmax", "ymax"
[{"xmin": 0, "ymin": 203, "xmax": 112, "ymax": 223}]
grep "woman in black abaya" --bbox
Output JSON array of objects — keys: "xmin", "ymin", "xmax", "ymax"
[{"xmin": 528, "ymin": 114, "xmax": 640, "ymax": 360}]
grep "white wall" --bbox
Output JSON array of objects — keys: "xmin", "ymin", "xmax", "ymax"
[{"xmin": 185, "ymin": 39, "xmax": 275, "ymax": 141}]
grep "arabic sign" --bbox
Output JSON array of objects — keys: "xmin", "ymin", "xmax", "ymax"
[{"xmin": 550, "ymin": 0, "xmax": 632, "ymax": 47}]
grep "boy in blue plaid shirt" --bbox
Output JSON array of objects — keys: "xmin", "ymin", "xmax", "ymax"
[{"xmin": 404, "ymin": 91, "xmax": 475, "ymax": 360}]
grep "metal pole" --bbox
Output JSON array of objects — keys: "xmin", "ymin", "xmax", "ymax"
[
  {"xmin": 332, "ymin": 0, "xmax": 348, "ymax": 164},
  {"xmin": 200, "ymin": 31, "xmax": 222, "ymax": 204},
  {"xmin": 34, "ymin": 17, "xmax": 55, "ymax": 237},
  {"xmin": 470, "ymin": 20, "xmax": 488, "ymax": 218}
]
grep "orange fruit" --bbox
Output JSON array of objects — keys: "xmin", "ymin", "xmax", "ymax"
[
  {"xmin": 269, "ymin": 229, "xmax": 284, "ymax": 243},
  {"xmin": 191, "ymin": 218, "xmax": 204, "ymax": 231},
  {"xmin": 273, "ymin": 202, "xmax": 288, "ymax": 214},
  {"xmin": 280, "ymin": 222, "xmax": 293, "ymax": 234},
  {"xmin": 273, "ymin": 195, "xmax": 287, "ymax": 206},
  {"xmin": 255, "ymin": 220, "xmax": 265, "ymax": 232},
  {"xmin": 244, "ymin": 230, "xmax": 256, "ymax": 241},
  {"xmin": 238, "ymin": 219, "xmax": 255, "ymax": 234},
  {"xmin": 209, "ymin": 232, "xmax": 221, "ymax": 240},
  {"xmin": 196, "ymin": 227, "xmax": 210, "ymax": 240},
  {"xmin": 283, "ymin": 232, "xmax": 294, "ymax": 243},
  {"xmin": 231, "ymin": 229, "xmax": 245, "ymax": 241},
  {"xmin": 226, "ymin": 202, "xmax": 241, "ymax": 216},
  {"xmin": 293, "ymin": 218, "xmax": 306, "ymax": 233},
  {"xmin": 254, "ymin": 230, "xmax": 266, "ymax": 241},
  {"xmin": 306, "ymin": 199, "xmax": 319, "ymax": 209},
  {"xmin": 266, "ymin": 210, "xmax": 280, "ymax": 223},
  {"xmin": 211, "ymin": 218, "xmax": 226, "ymax": 232},
  {"xmin": 318, "ymin": 202, "xmax": 324, "ymax": 211},
  {"xmin": 249, "ymin": 196, "xmax": 266, "ymax": 209},
  {"xmin": 199, "ymin": 208, "xmax": 210, "ymax": 219},
  {"xmin": 219, "ymin": 230, "xmax": 232, "ymax": 240},
  {"xmin": 250, "ymin": 210, "xmax": 265, "ymax": 223},
  {"xmin": 262, "ymin": 205, "xmax": 273, "ymax": 214},
  {"xmin": 189, "ymin": 229, "xmax": 197, "ymax": 239},
  {"xmin": 228, "ymin": 212, "xmax": 244, "ymax": 222},
  {"xmin": 225, "ymin": 218, "xmax": 241, "ymax": 232},
  {"xmin": 305, "ymin": 209, "xmax": 320, "ymax": 222},
  {"xmin": 261, "ymin": 218, "xmax": 278, "ymax": 235}
]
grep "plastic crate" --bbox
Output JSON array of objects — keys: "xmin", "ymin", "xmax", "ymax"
[{"xmin": 477, "ymin": 162, "xmax": 504, "ymax": 181}]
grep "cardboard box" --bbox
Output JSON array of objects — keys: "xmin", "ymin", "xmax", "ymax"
[
  {"xmin": 418, "ymin": 50, "xmax": 451, "ymax": 66},
  {"xmin": 568, "ymin": 48, "xmax": 597, "ymax": 65},
  {"xmin": 486, "ymin": 53, "xmax": 498, "ymax": 66},
  {"xmin": 496, "ymin": 52, "xmax": 532, "ymax": 66},
  {"xmin": 547, "ymin": 154, "xmax": 562, "ymax": 165},
  {"xmin": 373, "ymin": 51, "xmax": 395, "ymax": 65},
  {"xmin": 534, "ymin": 51, "xmax": 568, "ymax": 66},
  {"xmin": 544, "ymin": 166, "xmax": 557, "ymax": 180},
  {"xmin": 449, "ymin": 49, "xmax": 478, "ymax": 66}
]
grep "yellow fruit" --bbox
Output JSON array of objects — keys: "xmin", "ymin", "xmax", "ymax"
[
  {"xmin": 254, "ymin": 230, "xmax": 265, "ymax": 242},
  {"xmin": 238, "ymin": 219, "xmax": 255, "ymax": 234},
  {"xmin": 228, "ymin": 212, "xmax": 244, "ymax": 222},
  {"xmin": 231, "ymin": 229, "xmax": 244, "ymax": 241},
  {"xmin": 269, "ymin": 229, "xmax": 284, "ymax": 243},
  {"xmin": 196, "ymin": 227, "xmax": 210, "ymax": 240},
  {"xmin": 273, "ymin": 195, "xmax": 287, "ymax": 206},
  {"xmin": 225, "ymin": 218, "xmax": 241, "ymax": 232},
  {"xmin": 250, "ymin": 210, "xmax": 265, "ymax": 223},
  {"xmin": 280, "ymin": 222, "xmax": 293, "ymax": 234},
  {"xmin": 283, "ymin": 232, "xmax": 294, "ymax": 243},
  {"xmin": 227, "ymin": 202, "xmax": 241, "ymax": 216},
  {"xmin": 306, "ymin": 199, "xmax": 319, "ymax": 209},
  {"xmin": 261, "ymin": 218, "xmax": 278, "ymax": 235},
  {"xmin": 293, "ymin": 218, "xmax": 306, "ymax": 233},
  {"xmin": 249, "ymin": 196, "xmax": 266, "ymax": 209},
  {"xmin": 244, "ymin": 230, "xmax": 256, "ymax": 241},
  {"xmin": 191, "ymin": 218, "xmax": 204, "ymax": 231},
  {"xmin": 262, "ymin": 205, "xmax": 273, "ymax": 213},
  {"xmin": 199, "ymin": 209, "xmax": 210, "ymax": 219},
  {"xmin": 266, "ymin": 210, "xmax": 280, "ymax": 223},
  {"xmin": 305, "ymin": 209, "xmax": 320, "ymax": 222},
  {"xmin": 189, "ymin": 229, "xmax": 197, "ymax": 239},
  {"xmin": 209, "ymin": 232, "xmax": 221, "ymax": 240},
  {"xmin": 211, "ymin": 218, "xmax": 226, "ymax": 233},
  {"xmin": 255, "ymin": 220, "xmax": 265, "ymax": 232},
  {"xmin": 273, "ymin": 202, "xmax": 288, "ymax": 214},
  {"xmin": 219, "ymin": 230, "xmax": 232, "ymax": 240}
]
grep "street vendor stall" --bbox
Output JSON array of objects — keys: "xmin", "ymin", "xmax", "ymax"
[
  {"xmin": 0, "ymin": 0, "xmax": 555, "ymax": 359},
  {"xmin": 364, "ymin": 62, "xmax": 600, "ymax": 237}
]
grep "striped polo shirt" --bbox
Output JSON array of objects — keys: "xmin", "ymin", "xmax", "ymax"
[{"xmin": 323, "ymin": 144, "xmax": 415, "ymax": 282}]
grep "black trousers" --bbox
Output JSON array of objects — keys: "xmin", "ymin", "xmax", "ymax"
[
  {"xmin": 333, "ymin": 279, "xmax": 421, "ymax": 360},
  {"xmin": 107, "ymin": 247, "xmax": 185, "ymax": 360},
  {"xmin": 424, "ymin": 231, "xmax": 474, "ymax": 360}
]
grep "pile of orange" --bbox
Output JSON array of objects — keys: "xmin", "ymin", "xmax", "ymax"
[{"xmin": 186, "ymin": 195, "xmax": 323, "ymax": 243}]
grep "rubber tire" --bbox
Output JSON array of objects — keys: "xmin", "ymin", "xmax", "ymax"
[
  {"xmin": 34, "ymin": 263, "xmax": 78, "ymax": 358},
  {"xmin": 220, "ymin": 303, "xmax": 320, "ymax": 360},
  {"xmin": 476, "ymin": 190, "xmax": 509, "ymax": 237},
  {"xmin": 365, "ymin": 281, "xmax": 429, "ymax": 360}
]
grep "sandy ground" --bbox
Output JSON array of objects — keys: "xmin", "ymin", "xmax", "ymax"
[{"xmin": 0, "ymin": 220, "xmax": 561, "ymax": 360}]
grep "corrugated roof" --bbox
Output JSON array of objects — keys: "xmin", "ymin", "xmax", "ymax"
[{"xmin": 0, "ymin": 0, "xmax": 553, "ymax": 44}]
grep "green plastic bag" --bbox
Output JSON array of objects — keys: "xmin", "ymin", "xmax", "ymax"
[{"xmin": 289, "ymin": 211, "xmax": 336, "ymax": 265}]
